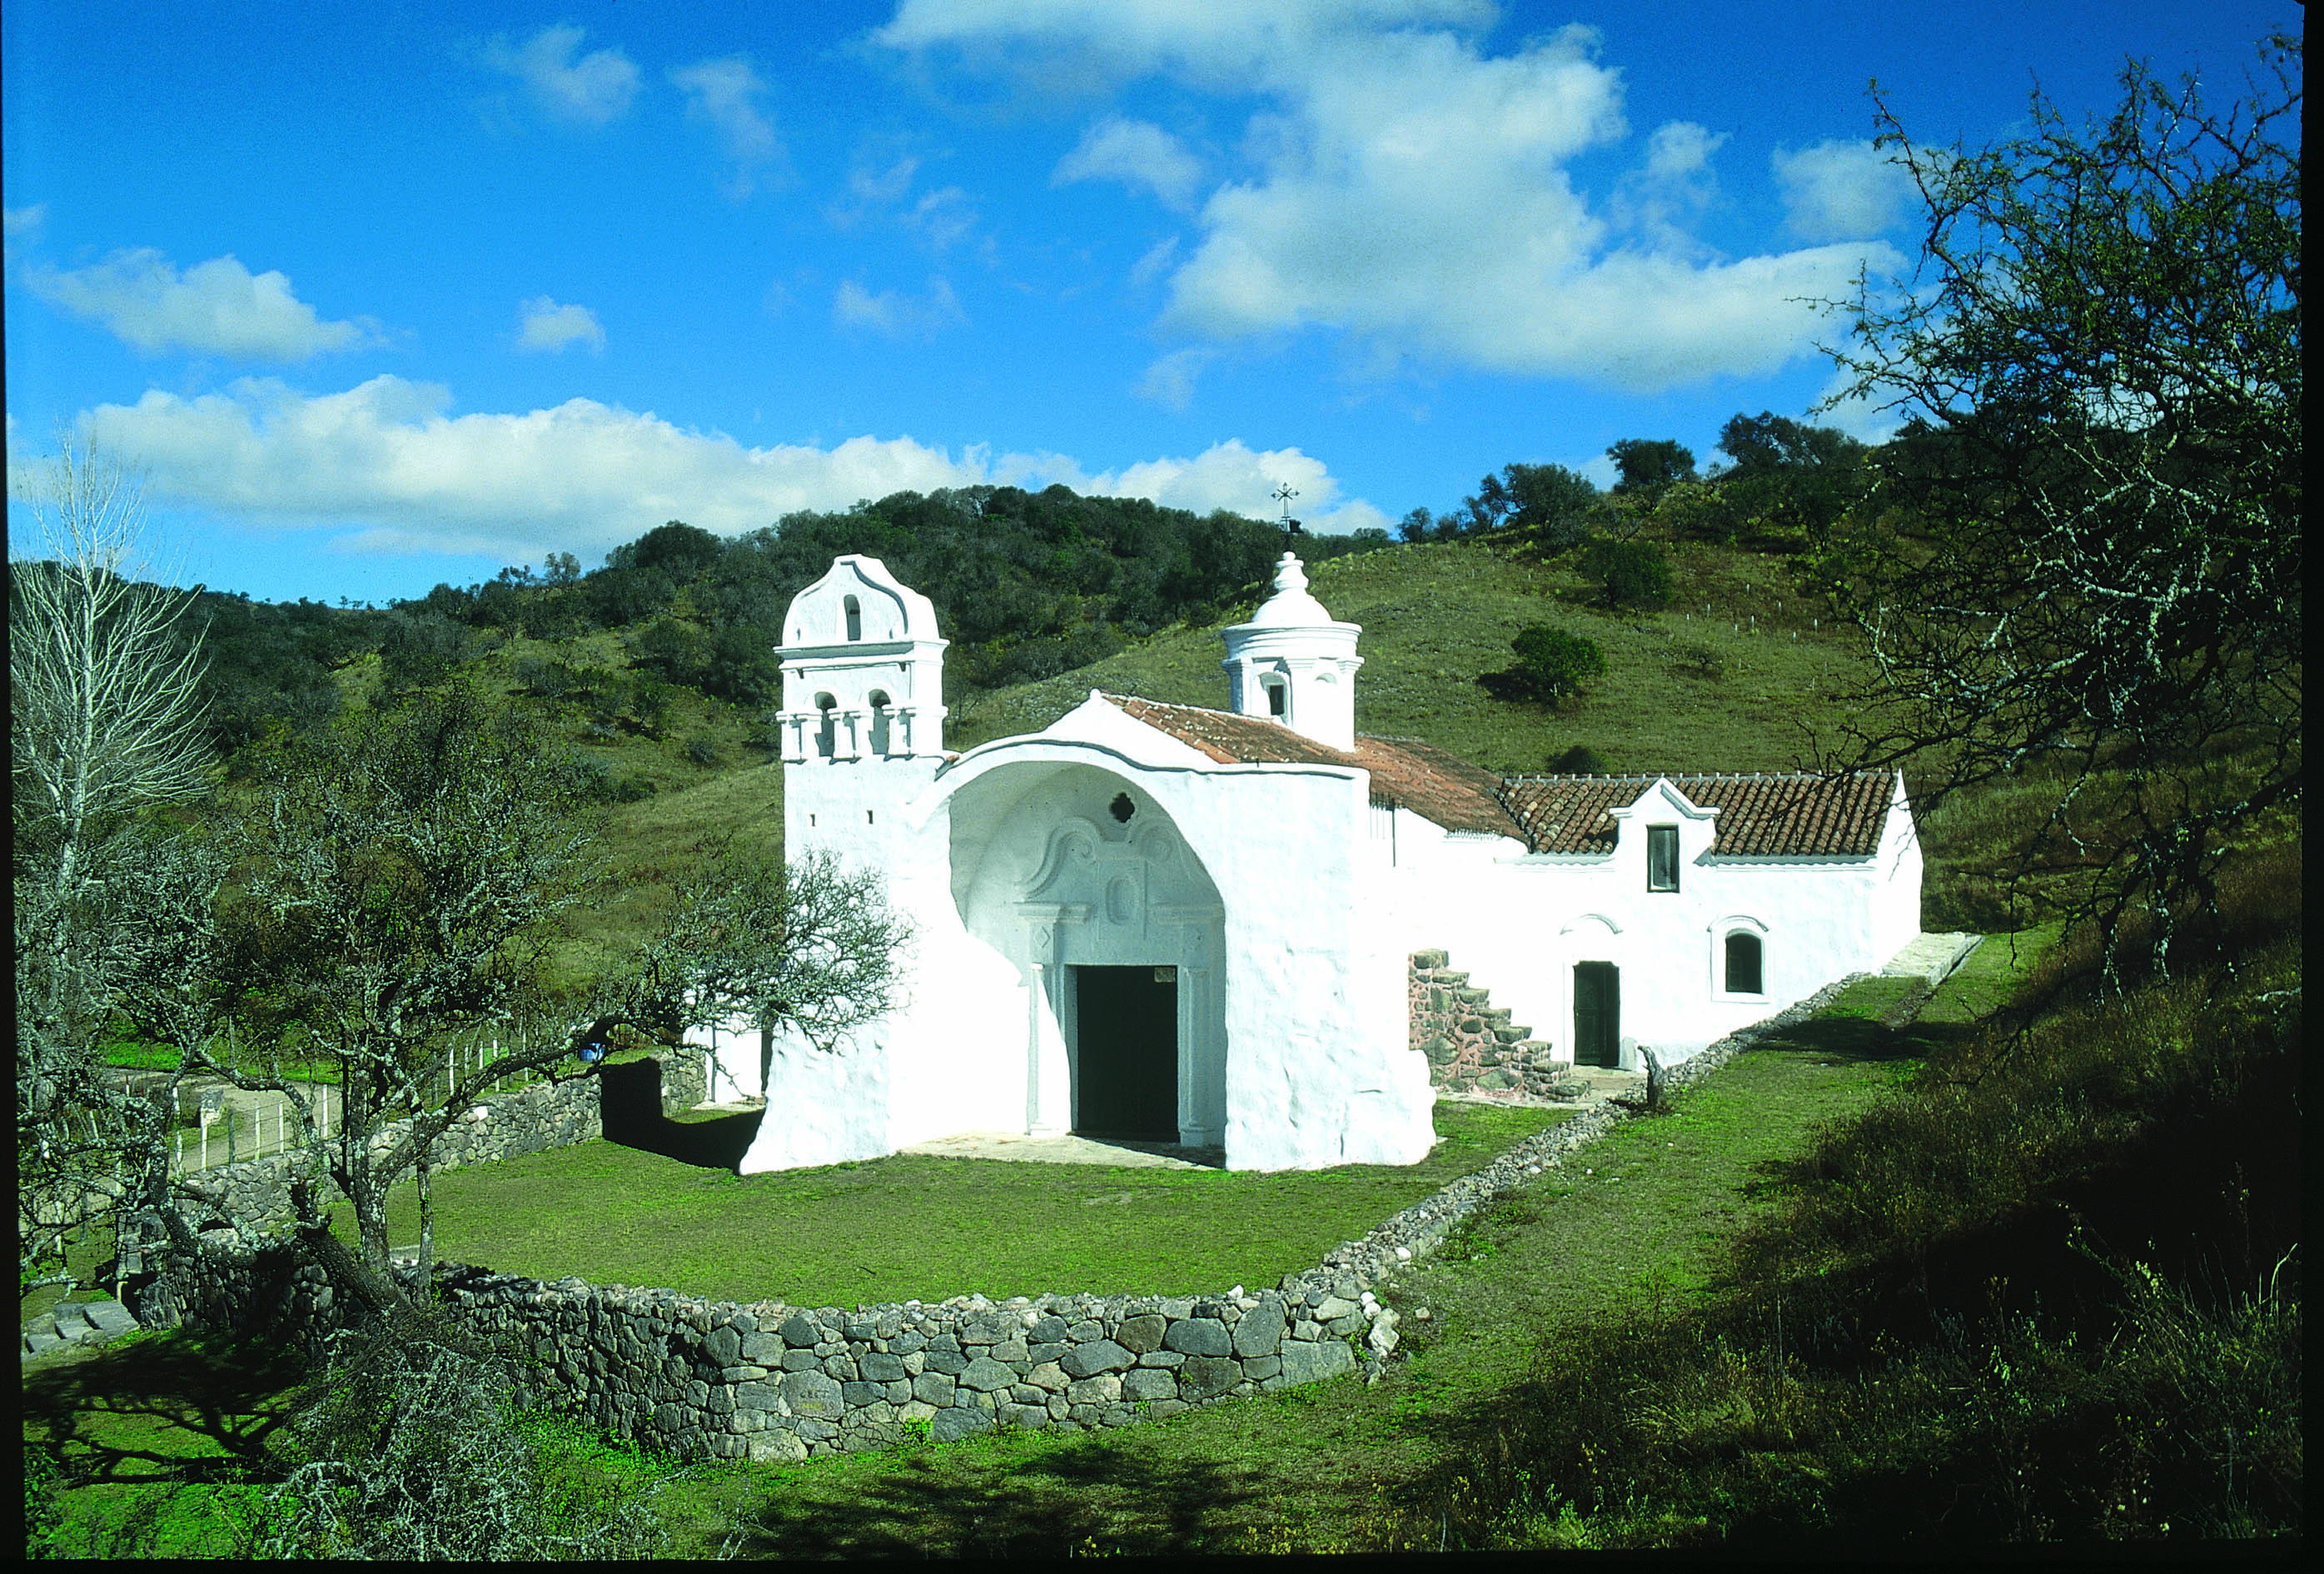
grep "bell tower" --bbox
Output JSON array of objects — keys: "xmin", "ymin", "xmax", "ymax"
[
  {"xmin": 1220, "ymin": 552, "xmax": 1364, "ymax": 751},
  {"xmin": 775, "ymin": 555, "xmax": 948, "ymax": 861}
]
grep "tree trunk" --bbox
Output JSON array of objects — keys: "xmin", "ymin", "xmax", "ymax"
[{"xmin": 416, "ymin": 1151, "xmax": 433, "ymax": 1283}]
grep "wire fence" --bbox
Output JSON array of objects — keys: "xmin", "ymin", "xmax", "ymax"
[{"xmin": 154, "ymin": 1026, "xmax": 546, "ymax": 1175}]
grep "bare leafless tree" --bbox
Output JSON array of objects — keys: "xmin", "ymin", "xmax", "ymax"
[{"xmin": 12, "ymin": 436, "xmax": 219, "ymax": 1292}]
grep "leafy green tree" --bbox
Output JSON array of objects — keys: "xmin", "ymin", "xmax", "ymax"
[
  {"xmin": 1481, "ymin": 625, "xmax": 1607, "ymax": 705},
  {"xmin": 1826, "ymin": 35, "xmax": 2301, "ymax": 980},
  {"xmin": 1581, "ymin": 536, "xmax": 1676, "ymax": 610},
  {"xmin": 1606, "ymin": 438, "xmax": 1697, "ymax": 494},
  {"xmin": 217, "ymin": 683, "xmax": 907, "ymax": 1291}
]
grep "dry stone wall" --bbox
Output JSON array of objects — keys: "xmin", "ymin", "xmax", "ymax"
[{"xmin": 144, "ymin": 978, "xmax": 1867, "ymax": 1461}]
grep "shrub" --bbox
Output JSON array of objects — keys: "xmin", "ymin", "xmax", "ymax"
[
  {"xmin": 1480, "ymin": 626, "xmax": 1606, "ymax": 707},
  {"xmin": 1548, "ymin": 744, "xmax": 1608, "ymax": 774},
  {"xmin": 1581, "ymin": 537, "xmax": 1675, "ymax": 610},
  {"xmin": 684, "ymin": 734, "xmax": 720, "ymax": 768},
  {"xmin": 261, "ymin": 1317, "xmax": 668, "ymax": 1559}
]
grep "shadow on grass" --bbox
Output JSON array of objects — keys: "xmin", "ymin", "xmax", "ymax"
[
  {"xmin": 22, "ymin": 1330, "xmax": 304, "ymax": 1487},
  {"xmin": 598, "ymin": 1057, "xmax": 761, "ymax": 1170},
  {"xmin": 732, "ymin": 1440, "xmax": 1277, "ymax": 1557}
]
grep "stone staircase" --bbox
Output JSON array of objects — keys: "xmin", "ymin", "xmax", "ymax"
[
  {"xmin": 1409, "ymin": 950, "xmax": 1586, "ymax": 1102},
  {"xmin": 22, "ymin": 1295, "xmax": 142, "ymax": 1360}
]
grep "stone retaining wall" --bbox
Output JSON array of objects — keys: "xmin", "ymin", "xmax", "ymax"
[{"xmin": 144, "ymin": 980, "xmax": 1865, "ymax": 1461}]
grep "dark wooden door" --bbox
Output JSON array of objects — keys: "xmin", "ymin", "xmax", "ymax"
[
  {"xmin": 1073, "ymin": 966, "xmax": 1179, "ymax": 1140},
  {"xmin": 1574, "ymin": 961, "xmax": 1620, "ymax": 1068}
]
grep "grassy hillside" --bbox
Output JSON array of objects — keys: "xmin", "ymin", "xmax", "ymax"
[{"xmin": 953, "ymin": 535, "xmax": 1872, "ymax": 775}]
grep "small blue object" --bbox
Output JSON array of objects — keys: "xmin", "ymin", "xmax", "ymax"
[{"xmin": 579, "ymin": 1042, "xmax": 606, "ymax": 1064}]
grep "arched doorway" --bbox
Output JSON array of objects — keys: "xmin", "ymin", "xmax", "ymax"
[{"xmin": 948, "ymin": 762, "xmax": 1228, "ymax": 1146}]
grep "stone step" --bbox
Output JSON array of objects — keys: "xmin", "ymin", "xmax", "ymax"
[
  {"xmin": 1492, "ymin": 1025, "xmax": 1530, "ymax": 1044},
  {"xmin": 1409, "ymin": 949, "xmax": 1449, "ymax": 969},
  {"xmin": 1455, "ymin": 987, "xmax": 1491, "ymax": 1005}
]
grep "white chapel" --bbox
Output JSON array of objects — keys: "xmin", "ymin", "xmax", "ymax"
[{"xmin": 711, "ymin": 551, "xmax": 1924, "ymax": 1172}]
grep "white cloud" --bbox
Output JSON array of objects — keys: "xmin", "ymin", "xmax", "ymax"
[
  {"xmin": 3, "ymin": 202, "xmax": 45, "ymax": 266},
  {"xmin": 883, "ymin": 3, "xmax": 1896, "ymax": 391},
  {"xmin": 67, "ymin": 376, "xmax": 1366, "ymax": 558},
  {"xmin": 24, "ymin": 248, "xmax": 379, "ymax": 361},
  {"xmin": 483, "ymin": 24, "xmax": 639, "ymax": 126},
  {"xmin": 515, "ymin": 296, "xmax": 605, "ymax": 355},
  {"xmin": 670, "ymin": 56, "xmax": 787, "ymax": 195},
  {"xmin": 1053, "ymin": 117, "xmax": 1205, "ymax": 210},
  {"xmin": 1079, "ymin": 438, "xmax": 1356, "ymax": 526},
  {"xmin": 833, "ymin": 276, "xmax": 967, "ymax": 337},
  {"xmin": 1133, "ymin": 346, "xmax": 1213, "ymax": 411},
  {"xmin": 1128, "ymin": 234, "xmax": 1180, "ymax": 289},
  {"xmin": 1773, "ymin": 139, "xmax": 1911, "ymax": 242}
]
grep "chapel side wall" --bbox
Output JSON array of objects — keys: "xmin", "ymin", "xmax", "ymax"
[{"xmin": 1384, "ymin": 839, "xmax": 1894, "ymax": 1066}]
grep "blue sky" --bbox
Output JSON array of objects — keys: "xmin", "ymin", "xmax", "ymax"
[{"xmin": 3, "ymin": 1, "xmax": 2297, "ymax": 605}]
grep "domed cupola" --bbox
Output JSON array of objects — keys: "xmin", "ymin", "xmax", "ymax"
[{"xmin": 1220, "ymin": 552, "xmax": 1363, "ymax": 750}]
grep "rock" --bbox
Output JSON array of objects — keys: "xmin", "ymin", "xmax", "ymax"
[
  {"xmin": 860, "ymin": 1350, "xmax": 907, "ymax": 1382},
  {"xmin": 782, "ymin": 1370, "xmax": 844, "ymax": 1420},
  {"xmin": 704, "ymin": 1325, "xmax": 741, "ymax": 1366},
  {"xmin": 1066, "ymin": 1372, "xmax": 1122, "ymax": 1404},
  {"xmin": 1030, "ymin": 1315, "xmax": 1068, "ymax": 1342},
  {"xmin": 1314, "ymin": 1296, "xmax": 1360, "ymax": 1321},
  {"xmin": 1231, "ymin": 1301, "xmax": 1285, "ymax": 1357},
  {"xmin": 1060, "ymin": 1338, "xmax": 1134, "ymax": 1378},
  {"xmin": 1278, "ymin": 1339, "xmax": 1356, "ymax": 1386},
  {"xmin": 1121, "ymin": 1367, "xmax": 1177, "ymax": 1402},
  {"xmin": 1114, "ymin": 1313, "xmax": 1166, "ymax": 1354},
  {"xmin": 1025, "ymin": 1361, "xmax": 1069, "ymax": 1393},
  {"xmin": 1163, "ymin": 1317, "xmax": 1232, "ymax": 1357},
  {"xmin": 734, "ymin": 1379, "xmax": 785, "ymax": 1412},
  {"xmin": 958, "ymin": 1355, "xmax": 1016, "ymax": 1392},
  {"xmin": 1177, "ymin": 1356, "xmax": 1239, "ymax": 1400},
  {"xmin": 778, "ymin": 1312, "xmax": 820, "ymax": 1347},
  {"xmin": 911, "ymin": 1372, "xmax": 957, "ymax": 1407},
  {"xmin": 930, "ymin": 1407, "xmax": 993, "ymax": 1443},
  {"xmin": 1002, "ymin": 1403, "xmax": 1050, "ymax": 1431},
  {"xmin": 922, "ymin": 1347, "xmax": 968, "ymax": 1376},
  {"xmin": 1064, "ymin": 1319, "xmax": 1104, "ymax": 1342},
  {"xmin": 748, "ymin": 1431, "xmax": 809, "ymax": 1463}
]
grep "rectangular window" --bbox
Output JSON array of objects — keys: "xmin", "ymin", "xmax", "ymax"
[{"xmin": 1646, "ymin": 824, "xmax": 1680, "ymax": 892}]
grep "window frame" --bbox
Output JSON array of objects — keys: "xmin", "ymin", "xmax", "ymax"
[
  {"xmin": 1723, "ymin": 930, "xmax": 1764, "ymax": 996},
  {"xmin": 1645, "ymin": 824, "xmax": 1680, "ymax": 892}
]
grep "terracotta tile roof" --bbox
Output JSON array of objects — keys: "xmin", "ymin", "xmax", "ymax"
[
  {"xmin": 1102, "ymin": 695, "xmax": 1522, "ymax": 839},
  {"xmin": 1496, "ymin": 773, "xmax": 1899, "ymax": 858}
]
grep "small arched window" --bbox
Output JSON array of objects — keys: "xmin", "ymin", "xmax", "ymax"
[
  {"xmin": 1724, "ymin": 931, "xmax": 1764, "ymax": 995},
  {"xmin": 868, "ymin": 689, "xmax": 892, "ymax": 755},
  {"xmin": 814, "ymin": 692, "xmax": 838, "ymax": 759},
  {"xmin": 843, "ymin": 595, "xmax": 863, "ymax": 642}
]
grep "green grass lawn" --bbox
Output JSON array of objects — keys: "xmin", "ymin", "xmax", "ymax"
[
  {"xmin": 28, "ymin": 956, "xmax": 2043, "ymax": 1557},
  {"xmin": 331, "ymin": 1102, "xmax": 1569, "ymax": 1308},
  {"xmin": 694, "ymin": 975, "xmax": 1938, "ymax": 1556}
]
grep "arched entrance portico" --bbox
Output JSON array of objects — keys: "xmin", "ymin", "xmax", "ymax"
[{"xmin": 946, "ymin": 760, "xmax": 1228, "ymax": 1147}]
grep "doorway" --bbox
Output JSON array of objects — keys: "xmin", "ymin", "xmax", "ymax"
[
  {"xmin": 1573, "ymin": 961, "xmax": 1620, "ymax": 1068},
  {"xmin": 1072, "ymin": 965, "xmax": 1179, "ymax": 1140}
]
